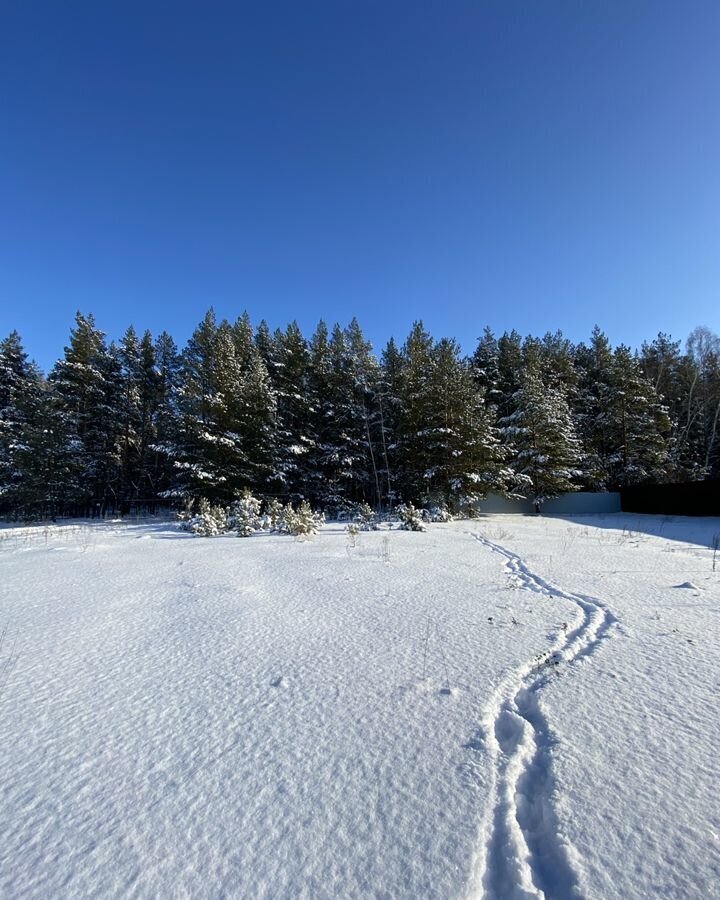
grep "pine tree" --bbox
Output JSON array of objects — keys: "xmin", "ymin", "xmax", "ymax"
[
  {"xmin": 315, "ymin": 320, "xmax": 378, "ymax": 508},
  {"xmin": 0, "ymin": 332, "xmax": 46, "ymax": 516},
  {"xmin": 500, "ymin": 361, "xmax": 582, "ymax": 509},
  {"xmin": 115, "ymin": 327, "xmax": 179, "ymax": 510},
  {"xmin": 175, "ymin": 311, "xmax": 276, "ymax": 500},
  {"xmin": 574, "ymin": 326, "xmax": 615, "ymax": 489},
  {"xmin": 266, "ymin": 321, "xmax": 315, "ymax": 501},
  {"xmin": 605, "ymin": 345, "xmax": 670, "ymax": 487},
  {"xmin": 427, "ymin": 338, "xmax": 507, "ymax": 509},
  {"xmin": 117, "ymin": 326, "xmax": 143, "ymax": 506},
  {"xmin": 173, "ymin": 309, "xmax": 221, "ymax": 497},
  {"xmin": 254, "ymin": 319, "xmax": 276, "ymax": 371},
  {"xmin": 539, "ymin": 330, "xmax": 578, "ymax": 395},
  {"xmin": 471, "ymin": 327, "xmax": 502, "ymax": 407},
  {"xmin": 394, "ymin": 321, "xmax": 435, "ymax": 503},
  {"xmin": 377, "ymin": 337, "xmax": 404, "ymax": 507},
  {"xmin": 47, "ymin": 313, "xmax": 123, "ymax": 514},
  {"xmin": 496, "ymin": 330, "xmax": 524, "ymax": 420},
  {"xmin": 344, "ymin": 318, "xmax": 383, "ymax": 508},
  {"xmin": 305, "ymin": 320, "xmax": 332, "ymax": 505},
  {"xmin": 685, "ymin": 327, "xmax": 720, "ymax": 478},
  {"xmin": 150, "ymin": 331, "xmax": 182, "ymax": 500},
  {"xmin": 237, "ymin": 337, "xmax": 276, "ymax": 492},
  {"xmin": 640, "ymin": 333, "xmax": 696, "ymax": 480},
  {"xmin": 395, "ymin": 324, "xmax": 506, "ymax": 509}
]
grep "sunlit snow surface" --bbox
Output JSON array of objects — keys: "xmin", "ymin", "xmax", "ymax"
[{"xmin": 1, "ymin": 515, "xmax": 719, "ymax": 899}]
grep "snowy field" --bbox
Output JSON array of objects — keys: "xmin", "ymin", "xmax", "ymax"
[{"xmin": 1, "ymin": 514, "xmax": 719, "ymax": 900}]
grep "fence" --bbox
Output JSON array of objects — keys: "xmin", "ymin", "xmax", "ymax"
[
  {"xmin": 476, "ymin": 492, "xmax": 621, "ymax": 515},
  {"xmin": 621, "ymin": 480, "xmax": 720, "ymax": 516}
]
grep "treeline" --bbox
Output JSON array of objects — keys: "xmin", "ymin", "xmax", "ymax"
[{"xmin": 1, "ymin": 311, "xmax": 719, "ymax": 518}]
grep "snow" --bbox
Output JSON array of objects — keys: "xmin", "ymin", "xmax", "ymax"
[{"xmin": 1, "ymin": 514, "xmax": 719, "ymax": 898}]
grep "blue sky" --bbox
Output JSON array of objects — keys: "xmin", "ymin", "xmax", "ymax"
[{"xmin": 1, "ymin": 1, "xmax": 718, "ymax": 372}]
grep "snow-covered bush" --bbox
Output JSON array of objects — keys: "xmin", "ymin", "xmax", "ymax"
[
  {"xmin": 184, "ymin": 497, "xmax": 228, "ymax": 536},
  {"xmin": 281, "ymin": 500, "xmax": 324, "ymax": 537},
  {"xmin": 311, "ymin": 505, "xmax": 326, "ymax": 531},
  {"xmin": 179, "ymin": 495, "xmax": 324, "ymax": 539},
  {"xmin": 420, "ymin": 506, "xmax": 451, "ymax": 524},
  {"xmin": 454, "ymin": 496, "xmax": 482, "ymax": 519},
  {"xmin": 397, "ymin": 503, "xmax": 425, "ymax": 532},
  {"xmin": 354, "ymin": 501, "xmax": 379, "ymax": 531},
  {"xmin": 264, "ymin": 497, "xmax": 284, "ymax": 532},
  {"xmin": 228, "ymin": 490, "xmax": 263, "ymax": 537},
  {"xmin": 424, "ymin": 504, "xmax": 452, "ymax": 523}
]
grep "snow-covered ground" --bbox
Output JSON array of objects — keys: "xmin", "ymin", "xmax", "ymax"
[{"xmin": 1, "ymin": 514, "xmax": 718, "ymax": 899}]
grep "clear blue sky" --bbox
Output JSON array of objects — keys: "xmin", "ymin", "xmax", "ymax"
[{"xmin": 1, "ymin": 1, "xmax": 718, "ymax": 372}]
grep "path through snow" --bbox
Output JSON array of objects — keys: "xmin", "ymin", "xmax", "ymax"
[{"xmin": 468, "ymin": 533, "xmax": 618, "ymax": 900}]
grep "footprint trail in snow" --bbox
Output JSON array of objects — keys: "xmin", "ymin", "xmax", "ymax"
[{"xmin": 467, "ymin": 533, "xmax": 619, "ymax": 900}]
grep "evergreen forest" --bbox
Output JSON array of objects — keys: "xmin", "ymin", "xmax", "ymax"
[{"xmin": 1, "ymin": 311, "xmax": 718, "ymax": 518}]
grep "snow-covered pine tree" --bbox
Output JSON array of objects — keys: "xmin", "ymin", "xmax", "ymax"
[
  {"xmin": 237, "ymin": 336, "xmax": 277, "ymax": 493},
  {"xmin": 329, "ymin": 320, "xmax": 371, "ymax": 506},
  {"xmin": 471, "ymin": 327, "xmax": 502, "ymax": 408},
  {"xmin": 605, "ymin": 344, "xmax": 670, "ymax": 487},
  {"xmin": 573, "ymin": 326, "xmax": 616, "ymax": 489},
  {"xmin": 429, "ymin": 338, "xmax": 508, "ymax": 510},
  {"xmin": 640, "ymin": 332, "xmax": 692, "ymax": 479},
  {"xmin": 174, "ymin": 309, "xmax": 225, "ymax": 498},
  {"xmin": 265, "ymin": 321, "xmax": 315, "ymax": 501},
  {"xmin": 376, "ymin": 337, "xmax": 404, "ymax": 508},
  {"xmin": 425, "ymin": 337, "xmax": 505, "ymax": 508},
  {"xmin": 174, "ymin": 311, "xmax": 276, "ymax": 500},
  {"xmin": 538, "ymin": 330, "xmax": 578, "ymax": 395},
  {"xmin": 394, "ymin": 324, "xmax": 506, "ymax": 510},
  {"xmin": 496, "ymin": 330, "xmax": 524, "ymax": 420},
  {"xmin": 396, "ymin": 502, "xmax": 425, "ymax": 531},
  {"xmin": 0, "ymin": 332, "xmax": 47, "ymax": 516},
  {"xmin": 304, "ymin": 320, "xmax": 332, "ymax": 506},
  {"xmin": 117, "ymin": 326, "xmax": 144, "ymax": 507},
  {"xmin": 116, "ymin": 327, "xmax": 179, "ymax": 510},
  {"xmin": 311, "ymin": 320, "xmax": 378, "ymax": 510},
  {"xmin": 685, "ymin": 327, "xmax": 720, "ymax": 478},
  {"xmin": 344, "ymin": 318, "xmax": 383, "ymax": 509},
  {"xmin": 183, "ymin": 496, "xmax": 228, "ymax": 536},
  {"xmin": 393, "ymin": 321, "xmax": 435, "ymax": 504},
  {"xmin": 641, "ymin": 332, "xmax": 682, "ymax": 402},
  {"xmin": 150, "ymin": 331, "xmax": 182, "ymax": 500},
  {"xmin": 500, "ymin": 360, "xmax": 582, "ymax": 510},
  {"xmin": 47, "ymin": 313, "xmax": 123, "ymax": 515},
  {"xmin": 229, "ymin": 489, "xmax": 263, "ymax": 536},
  {"xmin": 254, "ymin": 319, "xmax": 276, "ymax": 371},
  {"xmin": 279, "ymin": 499, "xmax": 323, "ymax": 536}
]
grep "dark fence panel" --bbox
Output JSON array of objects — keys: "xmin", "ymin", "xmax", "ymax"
[
  {"xmin": 0, "ymin": 498, "xmax": 177, "ymax": 523},
  {"xmin": 621, "ymin": 480, "xmax": 720, "ymax": 516}
]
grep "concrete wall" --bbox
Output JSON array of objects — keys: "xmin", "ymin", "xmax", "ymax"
[
  {"xmin": 477, "ymin": 494, "xmax": 534, "ymax": 514},
  {"xmin": 477, "ymin": 492, "xmax": 621, "ymax": 515},
  {"xmin": 542, "ymin": 491, "xmax": 621, "ymax": 514}
]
